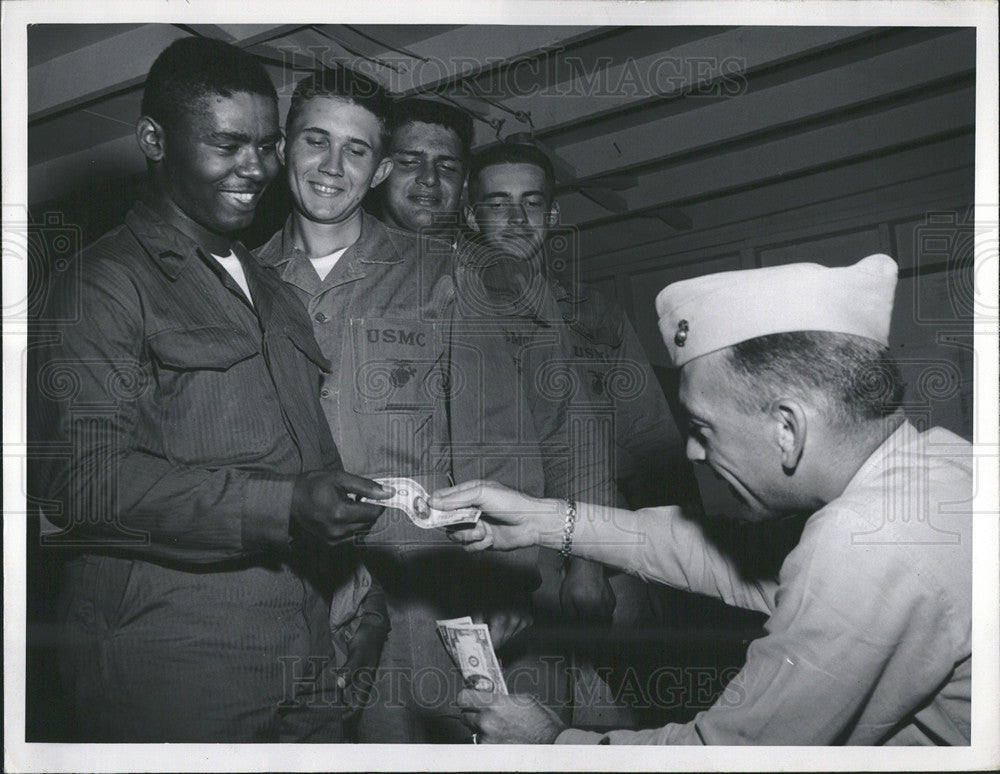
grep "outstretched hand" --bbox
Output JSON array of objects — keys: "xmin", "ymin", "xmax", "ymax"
[{"xmin": 429, "ymin": 480, "xmax": 551, "ymax": 552}]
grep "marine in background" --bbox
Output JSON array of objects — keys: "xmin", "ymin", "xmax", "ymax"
[
  {"xmin": 463, "ymin": 142, "xmax": 699, "ymax": 631},
  {"xmin": 256, "ymin": 79, "xmax": 545, "ymax": 742}
]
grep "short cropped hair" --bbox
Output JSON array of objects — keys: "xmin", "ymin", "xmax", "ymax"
[
  {"xmin": 468, "ymin": 142, "xmax": 556, "ymax": 204},
  {"xmin": 725, "ymin": 331, "xmax": 904, "ymax": 428},
  {"xmin": 389, "ymin": 98, "xmax": 475, "ymax": 161},
  {"xmin": 286, "ymin": 67, "xmax": 391, "ymax": 150},
  {"xmin": 141, "ymin": 37, "xmax": 276, "ymax": 130}
]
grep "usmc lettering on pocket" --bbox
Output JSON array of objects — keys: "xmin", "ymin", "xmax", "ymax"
[{"xmin": 351, "ymin": 318, "xmax": 446, "ymax": 413}]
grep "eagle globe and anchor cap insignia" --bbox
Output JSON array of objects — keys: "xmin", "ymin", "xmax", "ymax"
[{"xmin": 674, "ymin": 319, "xmax": 689, "ymax": 347}]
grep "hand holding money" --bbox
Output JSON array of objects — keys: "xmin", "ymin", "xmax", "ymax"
[
  {"xmin": 429, "ymin": 480, "xmax": 556, "ymax": 551},
  {"xmin": 436, "ymin": 617, "xmax": 507, "ymax": 694},
  {"xmin": 456, "ymin": 689, "xmax": 567, "ymax": 744},
  {"xmin": 290, "ymin": 470, "xmax": 389, "ymax": 549},
  {"xmin": 366, "ymin": 477, "xmax": 481, "ymax": 530}
]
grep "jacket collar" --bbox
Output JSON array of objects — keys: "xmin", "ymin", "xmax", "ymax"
[
  {"xmin": 547, "ymin": 276, "xmax": 591, "ymax": 307},
  {"xmin": 125, "ymin": 200, "xmax": 216, "ymax": 280},
  {"xmin": 256, "ymin": 211, "xmax": 407, "ymax": 270},
  {"xmin": 841, "ymin": 418, "xmax": 915, "ymax": 496},
  {"xmin": 255, "ymin": 211, "xmax": 408, "ymax": 295}
]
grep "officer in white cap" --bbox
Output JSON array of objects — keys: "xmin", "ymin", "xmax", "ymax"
[{"xmin": 431, "ymin": 254, "xmax": 973, "ymax": 745}]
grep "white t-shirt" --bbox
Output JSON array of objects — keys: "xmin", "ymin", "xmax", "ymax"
[
  {"xmin": 311, "ymin": 246, "xmax": 349, "ymax": 281},
  {"xmin": 211, "ymin": 251, "xmax": 254, "ymax": 306}
]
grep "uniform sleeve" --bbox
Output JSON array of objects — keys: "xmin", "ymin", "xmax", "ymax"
[
  {"xmin": 571, "ymin": 505, "xmax": 777, "ymax": 613},
  {"xmin": 560, "ymin": 507, "xmax": 961, "ymax": 744},
  {"xmin": 29, "ymin": 257, "xmax": 294, "ymax": 563}
]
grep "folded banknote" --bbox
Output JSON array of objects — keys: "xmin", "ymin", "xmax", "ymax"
[
  {"xmin": 436, "ymin": 617, "xmax": 508, "ymax": 694},
  {"xmin": 364, "ymin": 477, "xmax": 481, "ymax": 530}
]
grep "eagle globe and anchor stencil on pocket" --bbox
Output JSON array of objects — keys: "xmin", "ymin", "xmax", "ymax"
[{"xmin": 350, "ymin": 318, "xmax": 448, "ymax": 414}]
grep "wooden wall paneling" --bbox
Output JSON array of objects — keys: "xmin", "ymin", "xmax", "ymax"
[
  {"xmin": 893, "ymin": 207, "xmax": 980, "ymax": 274},
  {"xmin": 581, "ymin": 234, "xmax": 748, "ymax": 288},
  {"xmin": 877, "ymin": 222, "xmax": 894, "ymax": 256},
  {"xmin": 30, "ymin": 134, "xmax": 141, "ymax": 207},
  {"xmin": 576, "ymin": 167, "xmax": 973, "ymax": 287},
  {"xmin": 625, "ymin": 253, "xmax": 743, "ymax": 367},
  {"xmin": 756, "ymin": 226, "xmax": 884, "ymax": 268},
  {"xmin": 386, "ymin": 26, "xmax": 613, "ymax": 96},
  {"xmin": 581, "ymin": 276, "xmax": 620, "ymax": 307},
  {"xmin": 891, "ymin": 269, "xmax": 974, "ymax": 440}
]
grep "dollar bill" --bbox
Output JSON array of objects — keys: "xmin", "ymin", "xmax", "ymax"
[
  {"xmin": 436, "ymin": 618, "xmax": 508, "ymax": 695},
  {"xmin": 436, "ymin": 615, "xmax": 473, "ymax": 648},
  {"xmin": 364, "ymin": 477, "xmax": 480, "ymax": 530}
]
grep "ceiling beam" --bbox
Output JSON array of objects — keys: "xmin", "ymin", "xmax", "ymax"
[
  {"xmin": 28, "ymin": 24, "xmax": 305, "ymax": 124},
  {"xmin": 547, "ymin": 29, "xmax": 974, "ymax": 184},
  {"xmin": 29, "ymin": 25, "xmax": 188, "ymax": 123},
  {"xmin": 254, "ymin": 25, "xmax": 613, "ymax": 96},
  {"xmin": 389, "ymin": 26, "xmax": 613, "ymax": 96},
  {"xmin": 467, "ymin": 26, "xmax": 880, "ymax": 146},
  {"xmin": 553, "ymin": 86, "xmax": 975, "ymax": 227}
]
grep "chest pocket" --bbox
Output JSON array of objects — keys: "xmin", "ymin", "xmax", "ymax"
[
  {"xmin": 147, "ymin": 326, "xmax": 282, "ymax": 465},
  {"xmin": 350, "ymin": 317, "xmax": 445, "ymax": 413}
]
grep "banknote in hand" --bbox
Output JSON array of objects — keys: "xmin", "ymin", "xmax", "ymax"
[
  {"xmin": 364, "ymin": 477, "xmax": 480, "ymax": 530},
  {"xmin": 436, "ymin": 617, "xmax": 508, "ymax": 694}
]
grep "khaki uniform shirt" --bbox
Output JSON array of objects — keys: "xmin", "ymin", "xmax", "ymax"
[{"xmin": 558, "ymin": 421, "xmax": 972, "ymax": 745}]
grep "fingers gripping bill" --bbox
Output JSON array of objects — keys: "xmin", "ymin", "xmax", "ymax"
[
  {"xmin": 436, "ymin": 617, "xmax": 508, "ymax": 694},
  {"xmin": 364, "ymin": 477, "xmax": 481, "ymax": 529}
]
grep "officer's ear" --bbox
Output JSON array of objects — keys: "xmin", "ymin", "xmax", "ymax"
[
  {"xmin": 545, "ymin": 201, "xmax": 560, "ymax": 227},
  {"xmin": 772, "ymin": 398, "xmax": 807, "ymax": 473},
  {"xmin": 464, "ymin": 204, "xmax": 480, "ymax": 233},
  {"xmin": 136, "ymin": 116, "xmax": 166, "ymax": 162},
  {"xmin": 277, "ymin": 134, "xmax": 286, "ymax": 167}
]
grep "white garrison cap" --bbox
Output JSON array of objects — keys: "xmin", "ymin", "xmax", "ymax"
[{"xmin": 655, "ymin": 253, "xmax": 898, "ymax": 368}]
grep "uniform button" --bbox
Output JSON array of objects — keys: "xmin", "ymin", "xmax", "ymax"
[
  {"xmin": 320, "ymin": 388, "xmax": 331, "ymax": 398},
  {"xmin": 314, "ymin": 312, "xmax": 328, "ymax": 323}
]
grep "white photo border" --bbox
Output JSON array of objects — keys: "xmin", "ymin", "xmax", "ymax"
[{"xmin": 4, "ymin": 1, "xmax": 997, "ymax": 771}]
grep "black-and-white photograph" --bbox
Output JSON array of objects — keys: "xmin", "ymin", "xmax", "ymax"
[{"xmin": 4, "ymin": 1, "xmax": 998, "ymax": 771}]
